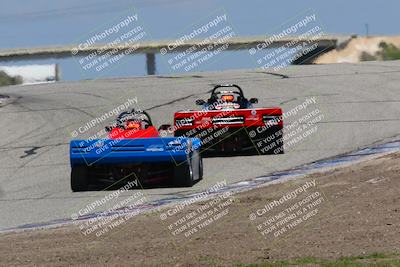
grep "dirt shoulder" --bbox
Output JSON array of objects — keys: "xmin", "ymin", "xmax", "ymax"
[{"xmin": 1, "ymin": 153, "xmax": 400, "ymax": 267}]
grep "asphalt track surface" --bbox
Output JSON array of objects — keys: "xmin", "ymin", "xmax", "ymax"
[{"xmin": 1, "ymin": 61, "xmax": 400, "ymax": 230}]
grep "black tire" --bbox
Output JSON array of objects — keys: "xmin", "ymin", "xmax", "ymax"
[
  {"xmin": 198, "ymin": 156, "xmax": 203, "ymax": 180},
  {"xmin": 191, "ymin": 150, "xmax": 202, "ymax": 181},
  {"xmin": 173, "ymin": 142, "xmax": 202, "ymax": 187},
  {"xmin": 173, "ymin": 162, "xmax": 194, "ymax": 187},
  {"xmin": 173, "ymin": 140, "xmax": 203, "ymax": 187},
  {"xmin": 71, "ymin": 165, "xmax": 89, "ymax": 192}
]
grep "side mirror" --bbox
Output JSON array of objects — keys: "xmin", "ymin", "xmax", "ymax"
[
  {"xmin": 249, "ymin": 98, "xmax": 258, "ymax": 104},
  {"xmin": 195, "ymin": 99, "xmax": 206, "ymax": 105}
]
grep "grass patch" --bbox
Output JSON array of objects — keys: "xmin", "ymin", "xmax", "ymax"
[
  {"xmin": 342, "ymin": 252, "xmax": 387, "ymax": 261},
  {"xmin": 360, "ymin": 41, "xmax": 400, "ymax": 61},
  {"xmin": 0, "ymin": 71, "xmax": 23, "ymax": 87},
  {"xmin": 236, "ymin": 252, "xmax": 400, "ymax": 267}
]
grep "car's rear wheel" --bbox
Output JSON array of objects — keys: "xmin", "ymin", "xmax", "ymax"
[
  {"xmin": 173, "ymin": 148, "xmax": 204, "ymax": 187},
  {"xmin": 198, "ymin": 156, "xmax": 203, "ymax": 180},
  {"xmin": 191, "ymin": 150, "xmax": 202, "ymax": 181},
  {"xmin": 173, "ymin": 161, "xmax": 194, "ymax": 187},
  {"xmin": 71, "ymin": 165, "xmax": 89, "ymax": 192}
]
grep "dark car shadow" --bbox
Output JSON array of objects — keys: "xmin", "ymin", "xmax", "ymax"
[
  {"xmin": 202, "ymin": 150, "xmax": 281, "ymax": 158},
  {"xmin": 87, "ymin": 177, "xmax": 201, "ymax": 191}
]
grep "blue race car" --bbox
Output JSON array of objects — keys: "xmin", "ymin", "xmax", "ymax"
[{"xmin": 70, "ymin": 110, "xmax": 202, "ymax": 191}]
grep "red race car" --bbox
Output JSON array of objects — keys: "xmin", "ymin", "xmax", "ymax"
[{"xmin": 173, "ymin": 84, "xmax": 284, "ymax": 155}]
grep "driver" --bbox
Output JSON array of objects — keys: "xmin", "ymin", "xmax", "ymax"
[
  {"xmin": 220, "ymin": 94, "xmax": 235, "ymax": 102},
  {"xmin": 126, "ymin": 120, "xmax": 142, "ymax": 130},
  {"xmin": 213, "ymin": 92, "xmax": 241, "ymax": 110},
  {"xmin": 118, "ymin": 111, "xmax": 150, "ymax": 130}
]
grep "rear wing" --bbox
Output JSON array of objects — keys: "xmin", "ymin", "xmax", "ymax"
[
  {"xmin": 174, "ymin": 108, "xmax": 283, "ymax": 129},
  {"xmin": 70, "ymin": 137, "xmax": 201, "ymax": 166}
]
